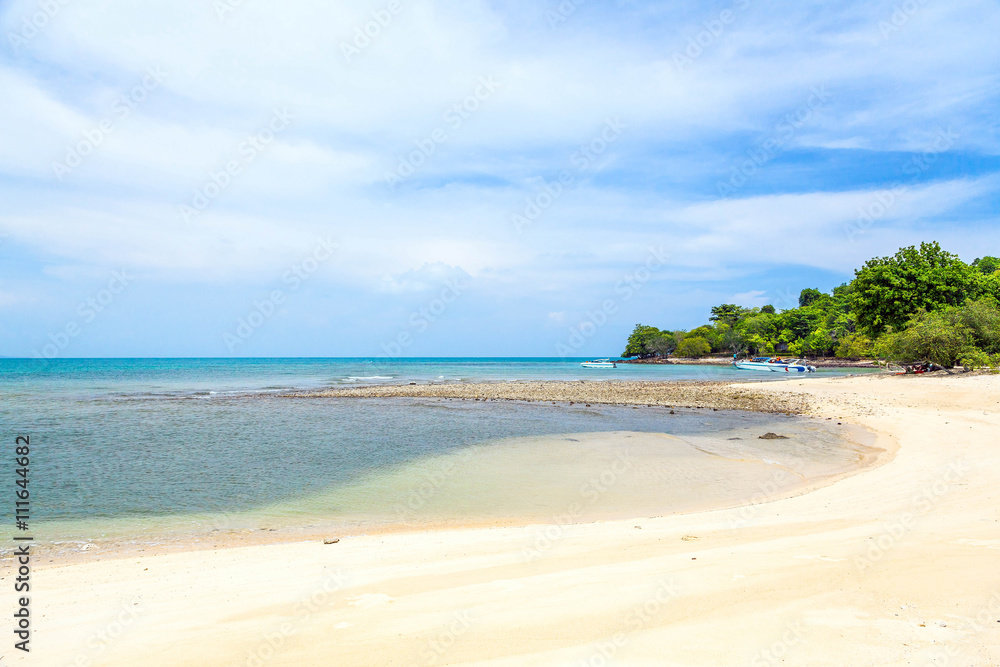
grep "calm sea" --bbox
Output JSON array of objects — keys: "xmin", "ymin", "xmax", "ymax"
[{"xmin": 0, "ymin": 358, "xmax": 875, "ymax": 548}]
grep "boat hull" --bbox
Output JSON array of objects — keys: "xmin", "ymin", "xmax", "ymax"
[{"xmin": 733, "ymin": 361, "xmax": 814, "ymax": 373}]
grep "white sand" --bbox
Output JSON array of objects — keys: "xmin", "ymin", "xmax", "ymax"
[{"xmin": 8, "ymin": 374, "xmax": 1000, "ymax": 666}]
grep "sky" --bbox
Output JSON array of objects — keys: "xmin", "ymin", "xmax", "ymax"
[{"xmin": 0, "ymin": 0, "xmax": 998, "ymax": 358}]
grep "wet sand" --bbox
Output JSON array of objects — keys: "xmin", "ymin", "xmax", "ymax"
[{"xmin": 7, "ymin": 374, "xmax": 1000, "ymax": 666}]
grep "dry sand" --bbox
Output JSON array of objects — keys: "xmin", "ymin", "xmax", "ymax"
[{"xmin": 7, "ymin": 374, "xmax": 1000, "ymax": 666}]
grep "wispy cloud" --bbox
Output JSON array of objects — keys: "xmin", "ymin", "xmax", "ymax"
[{"xmin": 1, "ymin": 0, "xmax": 998, "ymax": 355}]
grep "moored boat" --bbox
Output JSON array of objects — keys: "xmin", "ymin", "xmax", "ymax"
[
  {"xmin": 732, "ymin": 357, "xmax": 816, "ymax": 373},
  {"xmin": 581, "ymin": 358, "xmax": 617, "ymax": 368}
]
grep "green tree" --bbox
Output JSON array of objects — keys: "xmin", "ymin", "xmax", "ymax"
[
  {"xmin": 621, "ymin": 324, "xmax": 664, "ymax": 358},
  {"xmin": 972, "ymin": 256, "xmax": 1000, "ymax": 275},
  {"xmin": 760, "ymin": 304, "xmax": 776, "ymax": 314},
  {"xmin": 709, "ymin": 304, "xmax": 747, "ymax": 327},
  {"xmin": 943, "ymin": 298, "xmax": 1000, "ymax": 354},
  {"xmin": 851, "ymin": 242, "xmax": 978, "ymax": 336},
  {"xmin": 676, "ymin": 336, "xmax": 711, "ymax": 358},
  {"xmin": 801, "ymin": 328, "xmax": 835, "ymax": 356},
  {"xmin": 688, "ymin": 324, "xmax": 722, "ymax": 351},
  {"xmin": 716, "ymin": 322, "xmax": 749, "ymax": 354},
  {"xmin": 835, "ymin": 333, "xmax": 873, "ymax": 359},
  {"xmin": 798, "ymin": 288, "xmax": 823, "ymax": 308},
  {"xmin": 646, "ymin": 333, "xmax": 678, "ymax": 357},
  {"xmin": 874, "ymin": 309, "xmax": 970, "ymax": 367},
  {"xmin": 782, "ymin": 309, "xmax": 819, "ymax": 340}
]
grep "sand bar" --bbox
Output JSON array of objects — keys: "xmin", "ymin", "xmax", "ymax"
[
  {"xmin": 7, "ymin": 374, "xmax": 1000, "ymax": 665},
  {"xmin": 292, "ymin": 379, "xmax": 814, "ymax": 413}
]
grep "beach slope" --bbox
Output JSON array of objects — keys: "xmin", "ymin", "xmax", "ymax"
[{"xmin": 12, "ymin": 374, "xmax": 1000, "ymax": 666}]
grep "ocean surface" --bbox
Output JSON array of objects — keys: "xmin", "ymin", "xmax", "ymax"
[
  {"xmin": 0, "ymin": 358, "xmax": 878, "ymax": 550},
  {"xmin": 0, "ymin": 356, "xmax": 872, "ymax": 396}
]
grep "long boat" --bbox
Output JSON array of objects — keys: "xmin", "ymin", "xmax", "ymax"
[{"xmin": 733, "ymin": 357, "xmax": 816, "ymax": 373}]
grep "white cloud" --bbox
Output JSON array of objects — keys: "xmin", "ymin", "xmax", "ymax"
[
  {"xmin": 1, "ymin": 0, "xmax": 998, "ymax": 353},
  {"xmin": 732, "ymin": 290, "xmax": 769, "ymax": 308}
]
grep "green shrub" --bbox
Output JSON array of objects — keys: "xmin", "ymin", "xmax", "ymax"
[
  {"xmin": 835, "ymin": 333, "xmax": 873, "ymax": 359},
  {"xmin": 958, "ymin": 348, "xmax": 991, "ymax": 372},
  {"xmin": 676, "ymin": 336, "xmax": 711, "ymax": 358},
  {"xmin": 874, "ymin": 309, "xmax": 970, "ymax": 367},
  {"xmin": 950, "ymin": 298, "xmax": 1000, "ymax": 353}
]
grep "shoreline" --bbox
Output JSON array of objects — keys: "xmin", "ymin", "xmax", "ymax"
[
  {"xmin": 621, "ymin": 356, "xmax": 881, "ymax": 368},
  {"xmin": 14, "ymin": 373, "xmax": 1000, "ymax": 666},
  {"xmin": 31, "ymin": 413, "xmax": 885, "ymax": 568}
]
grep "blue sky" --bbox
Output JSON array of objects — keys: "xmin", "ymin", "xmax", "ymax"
[{"xmin": 1, "ymin": 0, "xmax": 998, "ymax": 358}]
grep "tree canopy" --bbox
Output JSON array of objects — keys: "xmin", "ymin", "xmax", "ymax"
[
  {"xmin": 621, "ymin": 242, "xmax": 1000, "ymax": 369},
  {"xmin": 851, "ymin": 242, "xmax": 979, "ymax": 337}
]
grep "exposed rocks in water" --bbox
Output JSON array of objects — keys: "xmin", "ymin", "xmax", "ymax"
[
  {"xmin": 759, "ymin": 432, "xmax": 790, "ymax": 439},
  {"xmin": 288, "ymin": 380, "xmax": 811, "ymax": 414},
  {"xmin": 323, "ymin": 538, "xmax": 340, "ymax": 545}
]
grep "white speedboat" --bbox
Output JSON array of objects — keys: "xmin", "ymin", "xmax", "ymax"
[
  {"xmin": 733, "ymin": 357, "xmax": 816, "ymax": 373},
  {"xmin": 581, "ymin": 358, "xmax": 617, "ymax": 368}
]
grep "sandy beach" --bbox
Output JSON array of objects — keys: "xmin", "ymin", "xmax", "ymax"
[{"xmin": 10, "ymin": 373, "xmax": 1000, "ymax": 666}]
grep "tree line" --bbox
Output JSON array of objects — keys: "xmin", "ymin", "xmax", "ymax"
[{"xmin": 622, "ymin": 242, "xmax": 1000, "ymax": 369}]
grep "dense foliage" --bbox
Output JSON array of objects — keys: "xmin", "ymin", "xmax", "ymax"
[
  {"xmin": 851, "ymin": 242, "xmax": 982, "ymax": 336},
  {"xmin": 622, "ymin": 243, "xmax": 1000, "ymax": 368}
]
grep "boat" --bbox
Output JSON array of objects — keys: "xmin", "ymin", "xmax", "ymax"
[
  {"xmin": 732, "ymin": 357, "xmax": 816, "ymax": 373},
  {"xmin": 581, "ymin": 358, "xmax": 617, "ymax": 368}
]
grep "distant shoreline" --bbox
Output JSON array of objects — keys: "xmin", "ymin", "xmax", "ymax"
[{"xmin": 620, "ymin": 356, "xmax": 880, "ymax": 368}]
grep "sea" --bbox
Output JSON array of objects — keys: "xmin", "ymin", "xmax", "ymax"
[{"xmin": 0, "ymin": 358, "xmax": 880, "ymax": 553}]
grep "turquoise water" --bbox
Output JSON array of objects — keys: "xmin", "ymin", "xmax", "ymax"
[
  {"xmin": 0, "ymin": 358, "xmax": 874, "ymax": 542},
  {"xmin": 0, "ymin": 357, "xmax": 870, "ymax": 398}
]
